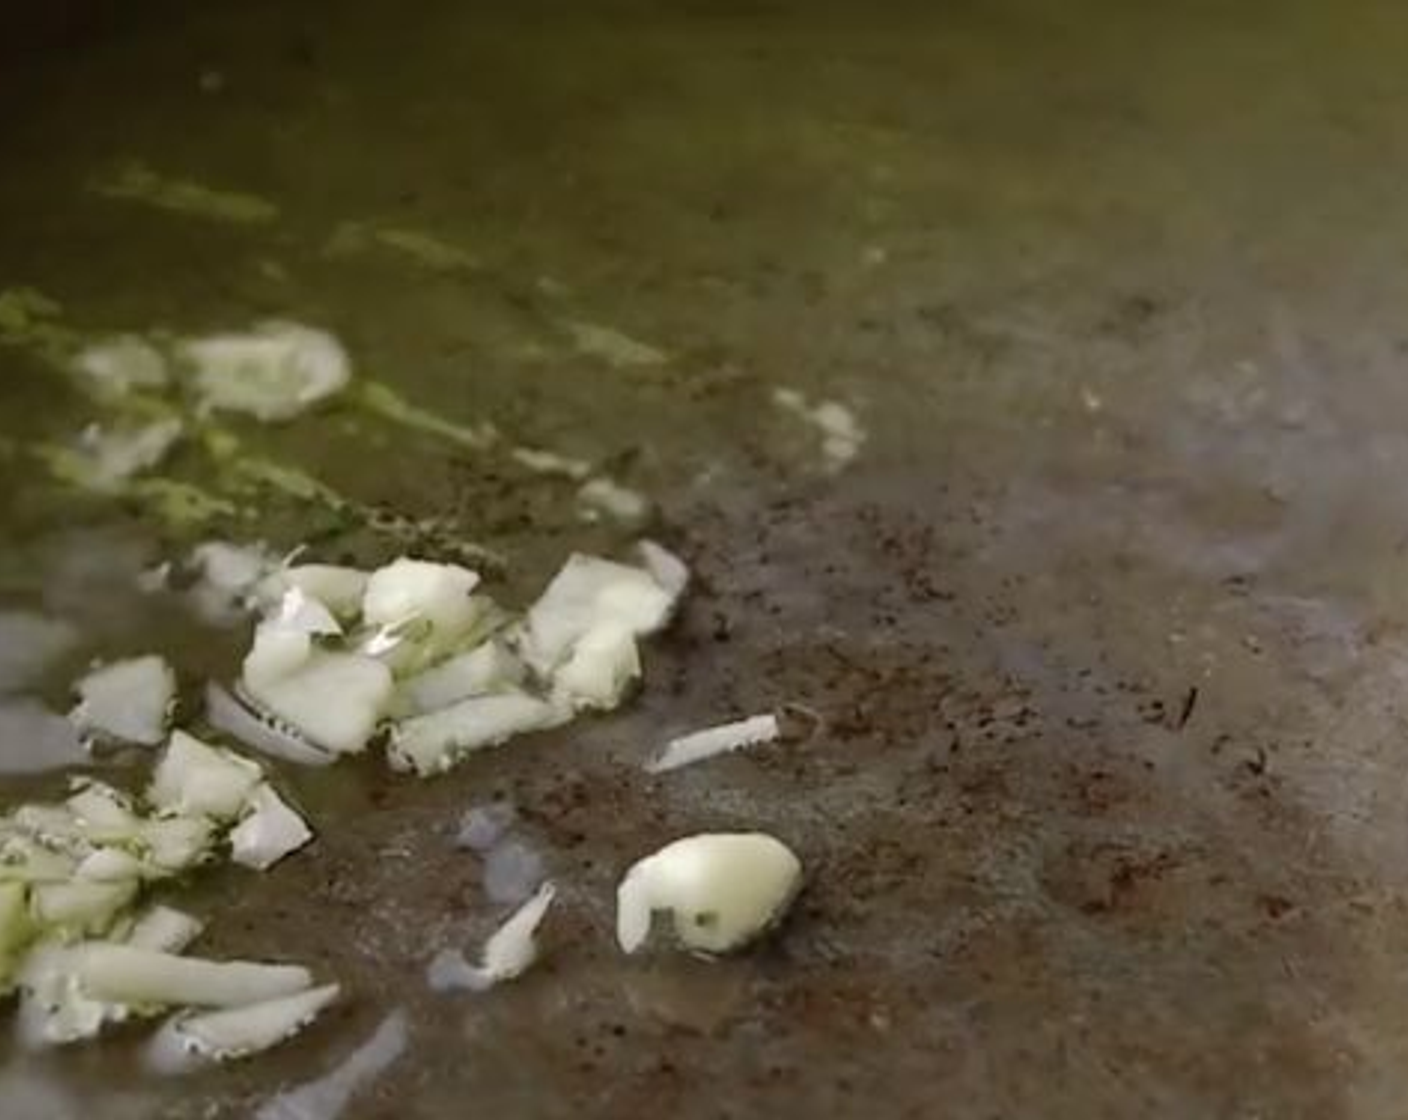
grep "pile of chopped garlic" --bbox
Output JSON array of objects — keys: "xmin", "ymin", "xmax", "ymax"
[
  {"xmin": 0, "ymin": 532, "xmax": 806, "ymax": 1075},
  {"xmin": 0, "ymin": 312, "xmax": 834, "ymax": 1092},
  {"xmin": 197, "ymin": 543, "xmax": 687, "ymax": 776},
  {"xmin": 0, "ymin": 731, "xmax": 326, "ymax": 1062}
]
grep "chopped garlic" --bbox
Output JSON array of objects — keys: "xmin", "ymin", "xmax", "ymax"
[
  {"xmin": 64, "ymin": 418, "xmax": 183, "ymax": 491},
  {"xmin": 30, "ymin": 880, "xmax": 138, "ymax": 938},
  {"xmin": 75, "ymin": 847, "xmax": 144, "ymax": 883},
  {"xmin": 148, "ymin": 982, "xmax": 340, "ymax": 1073},
  {"xmin": 91, "ymin": 160, "xmax": 279, "ymax": 225},
  {"xmin": 387, "ymin": 692, "xmax": 564, "ymax": 776},
  {"xmin": 577, "ymin": 477, "xmax": 651, "ymax": 525},
  {"xmin": 187, "ymin": 540, "xmax": 278, "ymax": 624},
  {"xmin": 182, "ymin": 321, "xmax": 350, "ymax": 421},
  {"xmin": 355, "ymin": 615, "xmax": 428, "ymax": 662},
  {"xmin": 427, "ymin": 882, "xmax": 555, "ymax": 993},
  {"xmin": 510, "ymin": 446, "xmax": 592, "ymax": 479},
  {"xmin": 242, "ymin": 623, "xmax": 313, "ymax": 690},
  {"xmin": 17, "ymin": 942, "xmax": 123, "ymax": 1046},
  {"xmin": 562, "ymin": 320, "xmax": 667, "ymax": 368},
  {"xmin": 74, "ymin": 944, "xmax": 312, "ymax": 1008},
  {"xmin": 13, "ymin": 803, "xmax": 95, "ymax": 854},
  {"xmin": 206, "ymin": 682, "xmax": 335, "ymax": 768},
  {"xmin": 149, "ymin": 731, "xmax": 262, "ymax": 821},
  {"xmin": 257, "ymin": 564, "xmax": 368, "ymax": 620},
  {"xmin": 18, "ymin": 941, "xmax": 310, "ymax": 1047},
  {"xmin": 123, "ymin": 906, "xmax": 204, "ymax": 953},
  {"xmin": 0, "ymin": 835, "xmax": 78, "ymax": 883},
  {"xmin": 69, "ymin": 654, "xmax": 175, "ymax": 746},
  {"xmin": 356, "ymin": 380, "xmax": 498, "ymax": 452},
  {"xmin": 392, "ymin": 640, "xmax": 525, "ymax": 717},
  {"xmin": 616, "ymin": 833, "xmax": 802, "ymax": 955},
  {"xmin": 190, "ymin": 540, "xmax": 274, "ymax": 593},
  {"xmin": 552, "ymin": 622, "xmax": 640, "ymax": 711},
  {"xmin": 139, "ymin": 815, "xmax": 217, "ymax": 875},
  {"xmin": 65, "ymin": 781, "xmax": 143, "ymax": 844},
  {"xmin": 772, "ymin": 387, "xmax": 866, "ymax": 472},
  {"xmin": 520, "ymin": 553, "xmax": 677, "ymax": 675},
  {"xmin": 362, "ymin": 557, "xmax": 481, "ymax": 641},
  {"xmin": 271, "ymin": 587, "xmax": 342, "ymax": 637},
  {"xmin": 18, "ymin": 939, "xmax": 312, "ymax": 1047},
  {"xmin": 229, "ymin": 785, "xmax": 313, "ymax": 870},
  {"xmin": 635, "ymin": 540, "xmax": 689, "ymax": 601},
  {"xmin": 477, "ymin": 881, "xmax": 554, "ymax": 979},
  {"xmin": 72, "ymin": 336, "xmax": 170, "ymax": 399},
  {"xmin": 241, "ymin": 649, "xmax": 392, "ymax": 756},
  {"xmin": 646, "ymin": 713, "xmax": 780, "ymax": 773}
]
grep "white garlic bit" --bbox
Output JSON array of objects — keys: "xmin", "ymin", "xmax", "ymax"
[
  {"xmin": 577, "ymin": 477, "xmax": 650, "ymax": 525},
  {"xmin": 148, "ymin": 731, "xmax": 263, "ymax": 822},
  {"xmin": 186, "ymin": 539, "xmax": 280, "ymax": 625},
  {"xmin": 182, "ymin": 321, "xmax": 350, "ymax": 421},
  {"xmin": 519, "ymin": 553, "xmax": 678, "ymax": 676},
  {"xmin": 69, "ymin": 654, "xmax": 176, "ymax": 746},
  {"xmin": 772, "ymin": 387, "xmax": 866, "ymax": 472},
  {"xmin": 616, "ymin": 833, "xmax": 802, "ymax": 955},
  {"xmin": 427, "ymin": 882, "xmax": 556, "ymax": 993},
  {"xmin": 147, "ymin": 983, "xmax": 340, "ymax": 1073},
  {"xmin": 256, "ymin": 564, "xmax": 369, "ymax": 620},
  {"xmin": 240, "ymin": 643, "xmax": 392, "ymax": 757},
  {"xmin": 229, "ymin": 784, "xmax": 313, "ymax": 871},
  {"xmin": 646, "ymin": 713, "xmax": 780, "ymax": 773},
  {"xmin": 72, "ymin": 335, "xmax": 170, "ymax": 398},
  {"xmin": 386, "ymin": 691, "xmax": 564, "ymax": 776},
  {"xmin": 74, "ymin": 944, "xmax": 312, "ymax": 1008},
  {"xmin": 392, "ymin": 640, "xmax": 524, "ymax": 717},
  {"xmin": 634, "ymin": 540, "xmax": 689, "ymax": 601},
  {"xmin": 205, "ymin": 682, "xmax": 334, "ymax": 768},
  {"xmin": 270, "ymin": 587, "xmax": 342, "ymax": 637},
  {"xmin": 68, "ymin": 418, "xmax": 183, "ymax": 491},
  {"xmin": 123, "ymin": 906, "xmax": 205, "ymax": 953},
  {"xmin": 361, "ymin": 557, "xmax": 481, "ymax": 639},
  {"xmin": 551, "ymin": 621, "xmax": 640, "ymax": 711}
]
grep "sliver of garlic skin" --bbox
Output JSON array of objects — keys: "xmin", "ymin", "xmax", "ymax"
[{"xmin": 616, "ymin": 833, "xmax": 802, "ymax": 955}]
